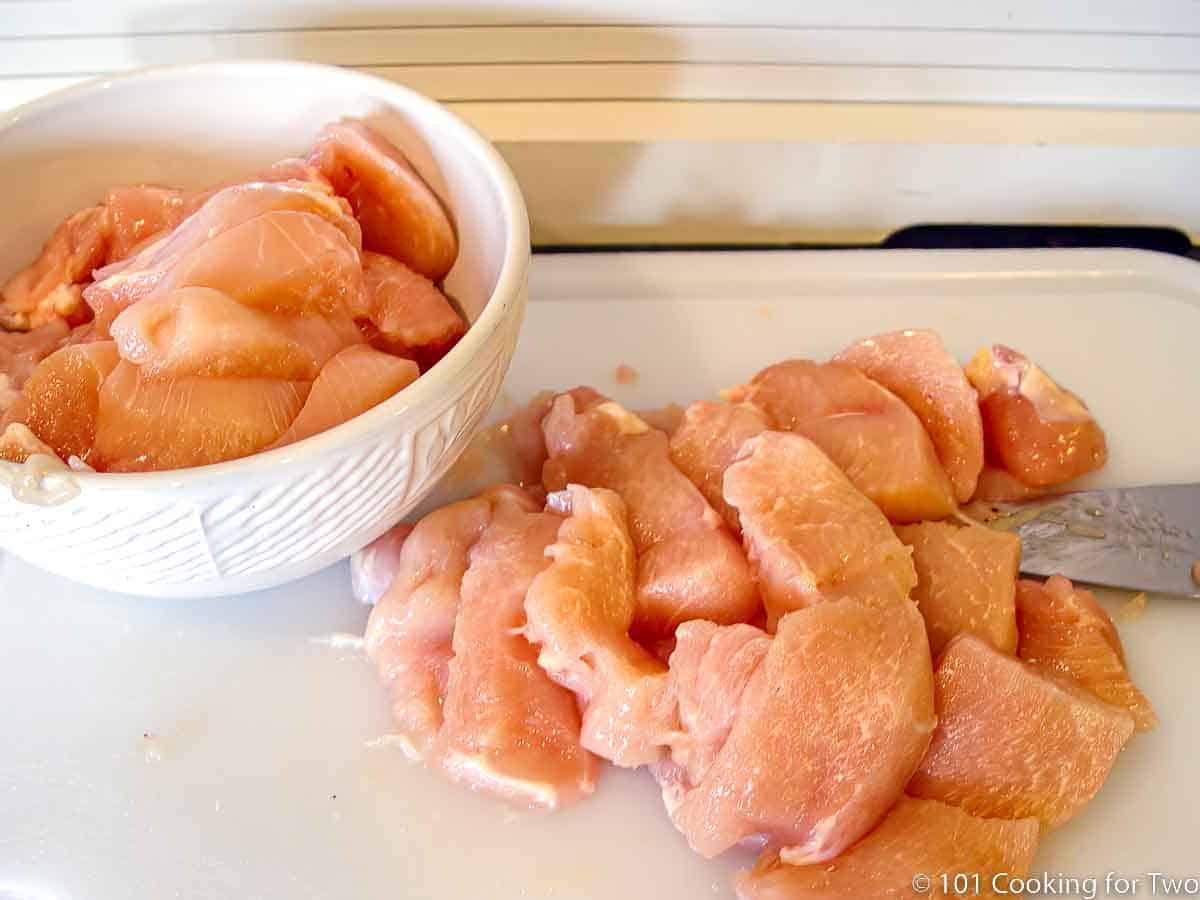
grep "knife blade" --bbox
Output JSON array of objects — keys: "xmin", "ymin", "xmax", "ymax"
[{"xmin": 988, "ymin": 483, "xmax": 1200, "ymax": 598}]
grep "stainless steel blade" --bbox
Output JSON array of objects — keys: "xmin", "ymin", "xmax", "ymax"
[{"xmin": 991, "ymin": 483, "xmax": 1200, "ymax": 598}]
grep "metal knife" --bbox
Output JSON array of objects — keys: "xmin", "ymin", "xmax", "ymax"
[{"xmin": 989, "ymin": 483, "xmax": 1200, "ymax": 598}]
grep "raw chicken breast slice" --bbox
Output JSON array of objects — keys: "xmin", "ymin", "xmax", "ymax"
[
  {"xmin": 836, "ymin": 329, "xmax": 984, "ymax": 503},
  {"xmin": 310, "ymin": 119, "xmax": 458, "ymax": 281},
  {"xmin": 668, "ymin": 400, "xmax": 770, "ymax": 531},
  {"xmin": 431, "ymin": 487, "xmax": 598, "ymax": 808},
  {"xmin": 365, "ymin": 493, "xmax": 494, "ymax": 752},
  {"xmin": 962, "ymin": 466, "xmax": 1065, "ymax": 524},
  {"xmin": 1017, "ymin": 576, "xmax": 1156, "ymax": 730},
  {"xmin": 542, "ymin": 389, "xmax": 759, "ymax": 639},
  {"xmin": 255, "ymin": 157, "xmax": 333, "ymax": 188},
  {"xmin": 0, "ymin": 423, "xmax": 61, "ymax": 464},
  {"xmin": 895, "ymin": 521, "xmax": 1020, "ymax": 656},
  {"xmin": 636, "ymin": 403, "xmax": 685, "ymax": 437},
  {"xmin": 0, "ymin": 318, "xmax": 72, "ymax": 397},
  {"xmin": 351, "ymin": 523, "xmax": 415, "ymax": 606},
  {"xmin": 110, "ymin": 286, "xmax": 363, "ymax": 379},
  {"xmin": 0, "ymin": 377, "xmax": 16, "ymax": 420},
  {"xmin": 665, "ymin": 598, "xmax": 935, "ymax": 863},
  {"xmin": 1, "ymin": 206, "xmax": 110, "ymax": 330},
  {"xmin": 666, "ymin": 620, "xmax": 771, "ymax": 788},
  {"xmin": 364, "ymin": 486, "xmax": 597, "ymax": 808},
  {"xmin": 5, "ymin": 341, "xmax": 120, "ymax": 464},
  {"xmin": 909, "ymin": 634, "xmax": 1135, "ymax": 828},
  {"xmin": 268, "ymin": 345, "xmax": 419, "ymax": 449},
  {"xmin": 524, "ymin": 485, "xmax": 676, "ymax": 767},
  {"xmin": 723, "ymin": 431, "xmax": 916, "ymax": 629},
  {"xmin": 103, "ymin": 185, "xmax": 206, "ymax": 263},
  {"xmin": 970, "ymin": 465, "xmax": 1054, "ymax": 504},
  {"xmin": 729, "ymin": 360, "xmax": 957, "ymax": 522},
  {"xmin": 737, "ymin": 796, "xmax": 1040, "ymax": 900},
  {"xmin": 2, "ymin": 183, "xmax": 221, "ymax": 333},
  {"xmin": 164, "ymin": 210, "xmax": 366, "ymax": 318},
  {"xmin": 107, "ymin": 158, "xmax": 335, "ymax": 260},
  {"xmin": 361, "ymin": 250, "xmax": 466, "ymax": 369},
  {"xmin": 104, "ymin": 158, "xmax": 337, "ymax": 264},
  {"xmin": 91, "ymin": 361, "xmax": 309, "ymax": 472},
  {"xmin": 966, "ymin": 344, "xmax": 1107, "ymax": 488},
  {"xmin": 84, "ymin": 180, "xmax": 362, "ymax": 334}
]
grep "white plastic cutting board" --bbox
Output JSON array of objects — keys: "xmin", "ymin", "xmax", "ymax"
[{"xmin": 3, "ymin": 248, "xmax": 1199, "ymax": 900}]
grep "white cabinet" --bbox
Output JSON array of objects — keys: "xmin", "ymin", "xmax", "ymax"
[{"xmin": 4, "ymin": 1, "xmax": 1199, "ymax": 242}]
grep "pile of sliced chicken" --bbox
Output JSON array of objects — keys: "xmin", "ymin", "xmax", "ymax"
[
  {"xmin": 356, "ymin": 329, "xmax": 1149, "ymax": 898},
  {"xmin": 0, "ymin": 120, "xmax": 465, "ymax": 471}
]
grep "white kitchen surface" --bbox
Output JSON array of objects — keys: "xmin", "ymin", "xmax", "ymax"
[{"xmin": 2, "ymin": 249, "xmax": 1199, "ymax": 899}]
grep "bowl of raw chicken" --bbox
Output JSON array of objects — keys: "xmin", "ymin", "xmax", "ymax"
[{"xmin": 0, "ymin": 61, "xmax": 530, "ymax": 597}]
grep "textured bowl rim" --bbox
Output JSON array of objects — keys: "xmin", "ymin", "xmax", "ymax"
[{"xmin": 0, "ymin": 59, "xmax": 530, "ymax": 492}]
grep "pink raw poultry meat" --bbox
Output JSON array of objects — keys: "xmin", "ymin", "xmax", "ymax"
[
  {"xmin": 966, "ymin": 344, "xmax": 1107, "ymax": 488},
  {"xmin": 91, "ymin": 361, "xmax": 309, "ymax": 471},
  {"xmin": 311, "ymin": 120, "xmax": 458, "ymax": 281},
  {"xmin": 664, "ymin": 620, "xmax": 771, "ymax": 788},
  {"xmin": 103, "ymin": 156, "xmax": 338, "ymax": 264},
  {"xmin": 1, "ymin": 124, "xmax": 472, "ymax": 472},
  {"xmin": 2, "ymin": 187, "xmax": 203, "ymax": 333},
  {"xmin": 430, "ymin": 487, "xmax": 598, "ymax": 808},
  {"xmin": 662, "ymin": 597, "xmax": 935, "ymax": 863},
  {"xmin": 524, "ymin": 485, "xmax": 676, "ymax": 767},
  {"xmin": 365, "ymin": 493, "xmax": 493, "ymax": 752},
  {"xmin": 723, "ymin": 431, "xmax": 917, "ymax": 628},
  {"xmin": 541, "ymin": 390, "xmax": 759, "ymax": 639},
  {"xmin": 365, "ymin": 486, "xmax": 597, "ymax": 808},
  {"xmin": 729, "ymin": 360, "xmax": 957, "ymax": 522},
  {"xmin": 737, "ymin": 796, "xmax": 1039, "ymax": 900},
  {"xmin": 103, "ymin": 186, "xmax": 205, "ymax": 263},
  {"xmin": 0, "ymin": 318, "xmax": 71, "ymax": 400},
  {"xmin": 83, "ymin": 180, "xmax": 363, "ymax": 334},
  {"xmin": 668, "ymin": 399, "xmax": 770, "ymax": 531},
  {"xmin": 1016, "ymin": 576, "xmax": 1156, "ymax": 730},
  {"xmin": 0, "ymin": 422, "xmax": 59, "ymax": 464},
  {"xmin": 836, "ymin": 329, "xmax": 984, "ymax": 502},
  {"xmin": 351, "ymin": 523, "xmax": 416, "ymax": 606},
  {"xmin": 105, "ymin": 156, "xmax": 338, "ymax": 259},
  {"xmin": 970, "ymin": 465, "xmax": 1053, "ymax": 504},
  {"xmin": 268, "ymin": 345, "xmax": 418, "ymax": 449},
  {"xmin": 255, "ymin": 157, "xmax": 334, "ymax": 189},
  {"xmin": 636, "ymin": 403, "xmax": 686, "ymax": 437},
  {"xmin": 909, "ymin": 634, "xmax": 1135, "ymax": 828},
  {"xmin": 110, "ymin": 286, "xmax": 363, "ymax": 380},
  {"xmin": 0, "ymin": 161, "xmax": 341, "ymax": 334},
  {"xmin": 895, "ymin": 521, "xmax": 1020, "ymax": 656},
  {"xmin": 522, "ymin": 483, "xmax": 937, "ymax": 857},
  {"xmin": 1, "ymin": 206, "xmax": 110, "ymax": 331},
  {"xmin": 3, "ymin": 341, "xmax": 120, "ymax": 464},
  {"xmin": 360, "ymin": 250, "xmax": 466, "ymax": 369},
  {"xmin": 161, "ymin": 210, "xmax": 365, "ymax": 317}
]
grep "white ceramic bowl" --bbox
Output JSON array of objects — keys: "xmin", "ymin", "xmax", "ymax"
[{"xmin": 0, "ymin": 62, "xmax": 529, "ymax": 597}]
